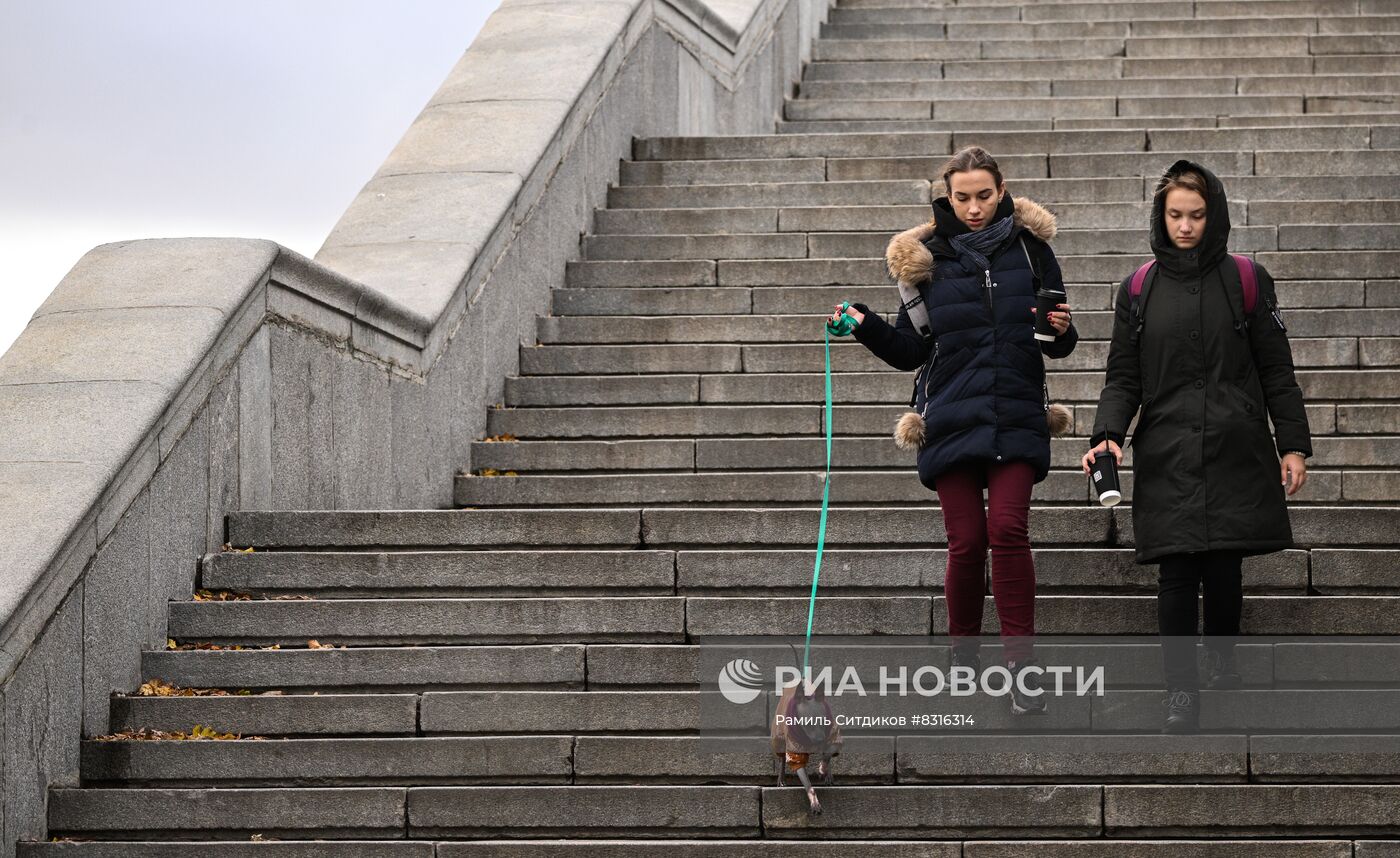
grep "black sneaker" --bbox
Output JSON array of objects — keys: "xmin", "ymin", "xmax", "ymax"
[
  {"xmin": 948, "ymin": 642, "xmax": 982, "ymax": 675},
  {"xmin": 1202, "ymin": 647, "xmax": 1242, "ymax": 690},
  {"xmin": 1007, "ymin": 658, "xmax": 1047, "ymax": 715},
  {"xmin": 1161, "ymin": 689, "xmax": 1200, "ymax": 734}
]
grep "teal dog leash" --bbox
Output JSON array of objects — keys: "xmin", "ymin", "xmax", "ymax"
[{"xmin": 802, "ymin": 303, "xmax": 857, "ymax": 676}]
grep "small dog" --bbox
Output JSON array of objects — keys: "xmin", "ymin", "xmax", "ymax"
[{"xmin": 770, "ymin": 645, "xmax": 842, "ymax": 814}]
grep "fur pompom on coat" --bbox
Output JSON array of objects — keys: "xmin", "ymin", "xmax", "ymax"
[
  {"xmin": 883, "ymin": 196, "xmax": 1074, "ymax": 451},
  {"xmin": 894, "ymin": 403, "xmax": 1072, "ymax": 450}
]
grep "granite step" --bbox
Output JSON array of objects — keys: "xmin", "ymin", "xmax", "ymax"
[
  {"xmin": 17, "ymin": 841, "xmax": 1360, "ymax": 858},
  {"xmin": 605, "ymin": 176, "xmax": 1400, "ymax": 210},
  {"xmin": 616, "ymin": 152, "xmax": 1400, "ymax": 187},
  {"xmin": 482, "ymin": 402, "xmax": 1378, "ymax": 440},
  {"xmin": 469, "ymin": 435, "xmax": 1400, "ymax": 474},
  {"xmin": 632, "ymin": 127, "xmax": 1392, "ymax": 159},
  {"xmin": 163, "ymin": 593, "xmax": 1400, "ymax": 641},
  {"xmin": 80, "ymin": 733, "xmax": 1400, "ymax": 786},
  {"xmin": 494, "ymin": 371, "xmax": 1400, "ymax": 408},
  {"xmin": 776, "ymin": 115, "xmax": 1400, "ymax": 133},
  {"xmin": 548, "ymin": 283, "xmax": 1400, "ymax": 315},
  {"xmin": 196, "ymin": 545, "xmax": 1348, "ymax": 597},
  {"xmin": 797, "ymin": 75, "xmax": 1400, "ymax": 100},
  {"xmin": 453, "ymin": 468, "xmax": 1392, "ymax": 507},
  {"xmin": 587, "ymin": 200, "xmax": 1400, "ymax": 233},
  {"xmin": 141, "ymin": 644, "xmax": 587, "ymax": 690},
  {"xmin": 784, "ymin": 95, "xmax": 1305, "ymax": 122},
  {"xmin": 534, "ymin": 311, "xmax": 1400, "ymax": 344},
  {"xmin": 518, "ymin": 338, "xmax": 1400, "ymax": 375},
  {"xmin": 140, "ymin": 641, "xmax": 1400, "ymax": 695}
]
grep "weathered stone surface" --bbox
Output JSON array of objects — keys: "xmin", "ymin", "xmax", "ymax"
[
  {"xmin": 109, "ymin": 694, "xmax": 419, "ymax": 736},
  {"xmin": 82, "ymin": 494, "xmax": 151, "ymax": 737},
  {"xmin": 20, "ymin": 844, "xmax": 432, "ymax": 857},
  {"xmin": 48, "ymin": 787, "xmax": 407, "ymax": 838},
  {"xmin": 897, "ymin": 734, "xmax": 1247, "ymax": 781},
  {"xmin": 202, "ymin": 549, "xmax": 674, "ymax": 595},
  {"xmin": 142, "ymin": 644, "xmax": 585, "ymax": 691},
  {"xmin": 4, "ymin": 590, "xmax": 83, "ymax": 851},
  {"xmin": 81, "ymin": 736, "xmax": 573, "ymax": 785},
  {"xmin": 228, "ymin": 509, "xmax": 642, "ymax": 548},
  {"xmin": 407, "ymin": 786, "xmax": 760, "ymax": 836},
  {"xmin": 420, "ymin": 690, "xmax": 761, "ymax": 734},
  {"xmin": 168, "ymin": 597, "xmax": 686, "ymax": 645},
  {"xmin": 1105, "ymin": 784, "xmax": 1400, "ymax": 835},
  {"xmin": 762, "ymin": 784, "xmax": 1101, "ymax": 836}
]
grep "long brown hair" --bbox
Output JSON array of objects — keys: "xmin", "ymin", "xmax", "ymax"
[{"xmin": 938, "ymin": 146, "xmax": 1004, "ymax": 195}]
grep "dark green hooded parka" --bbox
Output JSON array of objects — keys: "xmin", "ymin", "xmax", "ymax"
[{"xmin": 1090, "ymin": 159, "xmax": 1312, "ymax": 564}]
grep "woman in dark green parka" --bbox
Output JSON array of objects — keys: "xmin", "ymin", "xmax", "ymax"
[{"xmin": 1082, "ymin": 159, "xmax": 1312, "ymax": 733}]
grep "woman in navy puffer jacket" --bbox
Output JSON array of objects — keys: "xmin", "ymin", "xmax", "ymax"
[{"xmin": 828, "ymin": 146, "xmax": 1079, "ymax": 714}]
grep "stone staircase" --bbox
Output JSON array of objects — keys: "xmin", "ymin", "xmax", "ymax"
[{"xmin": 24, "ymin": 0, "xmax": 1400, "ymax": 854}]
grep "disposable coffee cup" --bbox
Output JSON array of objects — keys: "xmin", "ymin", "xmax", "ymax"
[
  {"xmin": 1090, "ymin": 450, "xmax": 1122, "ymax": 507},
  {"xmin": 1034, "ymin": 287, "xmax": 1066, "ymax": 342}
]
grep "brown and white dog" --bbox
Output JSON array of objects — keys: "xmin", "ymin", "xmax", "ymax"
[{"xmin": 883, "ymin": 196, "xmax": 1073, "ymax": 450}]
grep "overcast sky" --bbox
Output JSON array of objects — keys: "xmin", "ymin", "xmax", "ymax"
[{"xmin": 0, "ymin": 1, "xmax": 498, "ymax": 356}]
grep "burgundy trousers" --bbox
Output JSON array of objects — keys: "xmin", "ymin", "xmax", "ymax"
[{"xmin": 935, "ymin": 458, "xmax": 1037, "ymax": 663}]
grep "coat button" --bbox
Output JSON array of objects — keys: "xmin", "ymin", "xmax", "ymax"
[
  {"xmin": 1195, "ymin": 379, "xmax": 1203, "ymax": 388},
  {"xmin": 1190, "ymin": 286, "xmax": 1199, "ymax": 294},
  {"xmin": 1190, "ymin": 330, "xmax": 1199, "ymax": 340},
  {"xmin": 996, "ymin": 455, "xmax": 1003, "ymax": 460}
]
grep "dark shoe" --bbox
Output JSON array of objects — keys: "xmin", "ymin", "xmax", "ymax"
[
  {"xmin": 948, "ymin": 642, "xmax": 982, "ymax": 675},
  {"xmin": 1161, "ymin": 689, "xmax": 1201, "ymax": 734},
  {"xmin": 1202, "ymin": 647, "xmax": 1242, "ymax": 690},
  {"xmin": 1007, "ymin": 657, "xmax": 1047, "ymax": 715}
]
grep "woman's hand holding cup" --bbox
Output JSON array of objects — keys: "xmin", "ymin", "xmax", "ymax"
[
  {"xmin": 1031, "ymin": 302, "xmax": 1072, "ymax": 335},
  {"xmin": 1081, "ymin": 439, "xmax": 1122, "ymax": 474}
]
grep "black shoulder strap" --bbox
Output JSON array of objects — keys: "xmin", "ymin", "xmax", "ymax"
[
  {"xmin": 1018, "ymin": 235, "xmax": 1042, "ymax": 291},
  {"xmin": 1129, "ymin": 266, "xmax": 1158, "ymax": 345},
  {"xmin": 1217, "ymin": 258, "xmax": 1249, "ymax": 338}
]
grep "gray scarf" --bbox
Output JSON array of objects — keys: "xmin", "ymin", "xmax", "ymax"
[{"xmin": 949, "ymin": 208, "xmax": 1015, "ymax": 274}]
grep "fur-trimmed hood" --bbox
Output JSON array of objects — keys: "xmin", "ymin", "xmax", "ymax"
[{"xmin": 885, "ymin": 195, "xmax": 1058, "ymax": 287}]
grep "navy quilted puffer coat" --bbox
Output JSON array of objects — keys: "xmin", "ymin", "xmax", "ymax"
[{"xmin": 851, "ymin": 191, "xmax": 1079, "ymax": 491}]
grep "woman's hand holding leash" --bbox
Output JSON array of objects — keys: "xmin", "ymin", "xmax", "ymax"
[
  {"xmin": 829, "ymin": 302, "xmax": 864, "ymax": 327},
  {"xmin": 1281, "ymin": 452, "xmax": 1308, "ymax": 496},
  {"xmin": 1081, "ymin": 439, "xmax": 1122, "ymax": 474},
  {"xmin": 1031, "ymin": 302, "xmax": 1072, "ymax": 335}
]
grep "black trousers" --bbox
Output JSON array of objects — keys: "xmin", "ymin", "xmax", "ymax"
[{"xmin": 1157, "ymin": 549, "xmax": 1244, "ymax": 692}]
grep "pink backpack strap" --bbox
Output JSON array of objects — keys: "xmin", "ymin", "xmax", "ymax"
[
  {"xmin": 1129, "ymin": 260, "xmax": 1155, "ymax": 299},
  {"xmin": 1231, "ymin": 253, "xmax": 1257, "ymax": 315}
]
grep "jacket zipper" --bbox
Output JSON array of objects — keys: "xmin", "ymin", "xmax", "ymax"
[
  {"xmin": 924, "ymin": 341, "xmax": 940, "ymax": 401},
  {"xmin": 984, "ymin": 268, "xmax": 1000, "ymax": 457}
]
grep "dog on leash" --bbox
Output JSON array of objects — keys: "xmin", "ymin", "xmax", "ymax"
[{"xmin": 770, "ymin": 644, "xmax": 842, "ymax": 814}]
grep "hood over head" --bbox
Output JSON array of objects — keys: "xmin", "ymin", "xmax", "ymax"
[
  {"xmin": 884, "ymin": 192, "xmax": 1057, "ymax": 286},
  {"xmin": 1150, "ymin": 158, "xmax": 1231, "ymax": 277}
]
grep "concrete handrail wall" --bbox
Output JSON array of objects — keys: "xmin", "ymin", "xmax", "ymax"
[{"xmin": 0, "ymin": 0, "xmax": 830, "ymax": 851}]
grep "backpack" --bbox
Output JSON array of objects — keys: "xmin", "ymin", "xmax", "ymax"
[{"xmin": 1127, "ymin": 254, "xmax": 1285, "ymax": 344}]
